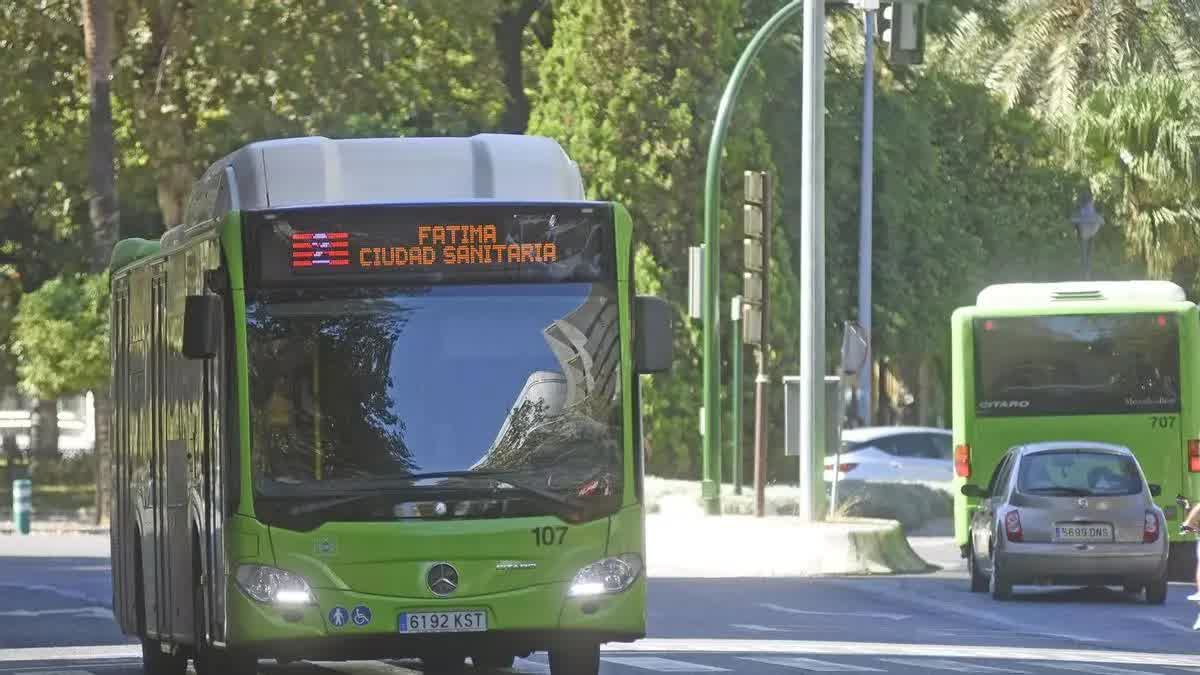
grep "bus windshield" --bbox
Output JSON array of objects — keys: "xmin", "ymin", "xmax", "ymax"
[
  {"xmin": 974, "ymin": 314, "xmax": 1180, "ymax": 417},
  {"xmin": 246, "ymin": 282, "xmax": 623, "ymax": 500}
]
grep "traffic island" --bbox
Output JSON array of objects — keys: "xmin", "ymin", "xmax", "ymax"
[{"xmin": 645, "ymin": 512, "xmax": 932, "ymax": 578}]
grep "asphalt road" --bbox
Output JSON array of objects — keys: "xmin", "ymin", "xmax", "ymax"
[{"xmin": 3, "ymin": 533, "xmax": 1200, "ymax": 674}]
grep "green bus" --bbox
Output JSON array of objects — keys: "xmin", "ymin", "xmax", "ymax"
[
  {"xmin": 109, "ymin": 135, "xmax": 672, "ymax": 675},
  {"xmin": 952, "ymin": 281, "xmax": 1198, "ymax": 566}
]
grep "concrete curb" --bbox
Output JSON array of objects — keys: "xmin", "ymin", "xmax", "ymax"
[{"xmin": 646, "ymin": 514, "xmax": 932, "ymax": 578}]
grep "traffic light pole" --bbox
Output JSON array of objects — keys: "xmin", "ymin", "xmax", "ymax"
[
  {"xmin": 857, "ymin": 8, "xmax": 876, "ymax": 426},
  {"xmin": 701, "ymin": 0, "xmax": 805, "ymax": 516},
  {"xmin": 750, "ymin": 172, "xmax": 772, "ymax": 518}
]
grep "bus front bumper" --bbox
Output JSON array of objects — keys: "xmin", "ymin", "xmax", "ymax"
[{"xmin": 225, "ymin": 577, "xmax": 647, "ymax": 658}]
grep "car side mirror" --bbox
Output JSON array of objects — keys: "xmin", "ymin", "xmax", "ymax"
[
  {"xmin": 182, "ymin": 295, "xmax": 221, "ymax": 360},
  {"xmin": 961, "ymin": 484, "xmax": 988, "ymax": 499},
  {"xmin": 1149, "ymin": 483, "xmax": 1162, "ymax": 497},
  {"xmin": 635, "ymin": 296, "xmax": 673, "ymax": 374}
]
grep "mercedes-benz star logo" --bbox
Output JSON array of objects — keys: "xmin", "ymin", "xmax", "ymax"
[{"xmin": 427, "ymin": 563, "xmax": 459, "ymax": 597}]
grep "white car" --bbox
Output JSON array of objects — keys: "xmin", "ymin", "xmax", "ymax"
[{"xmin": 823, "ymin": 426, "xmax": 953, "ymax": 483}]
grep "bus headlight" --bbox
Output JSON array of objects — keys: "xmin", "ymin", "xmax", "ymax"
[
  {"xmin": 235, "ymin": 564, "xmax": 314, "ymax": 605},
  {"xmin": 568, "ymin": 554, "xmax": 643, "ymax": 597}
]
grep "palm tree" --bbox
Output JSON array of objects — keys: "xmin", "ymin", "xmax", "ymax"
[
  {"xmin": 947, "ymin": 0, "xmax": 1200, "ymax": 124},
  {"xmin": 1070, "ymin": 71, "xmax": 1200, "ymax": 282}
]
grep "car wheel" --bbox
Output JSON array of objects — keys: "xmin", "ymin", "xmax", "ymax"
[
  {"xmin": 1146, "ymin": 575, "xmax": 1169, "ymax": 605},
  {"xmin": 989, "ymin": 551, "xmax": 1013, "ymax": 601},
  {"xmin": 549, "ymin": 643, "xmax": 600, "ymax": 675},
  {"xmin": 968, "ymin": 544, "xmax": 988, "ymax": 593},
  {"xmin": 1123, "ymin": 583, "xmax": 1143, "ymax": 596}
]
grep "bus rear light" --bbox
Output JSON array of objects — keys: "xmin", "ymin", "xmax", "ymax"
[
  {"xmin": 954, "ymin": 445, "xmax": 971, "ymax": 478},
  {"xmin": 1144, "ymin": 511, "xmax": 1160, "ymax": 543},
  {"xmin": 1190, "ymin": 440, "xmax": 1200, "ymax": 473},
  {"xmin": 823, "ymin": 460, "xmax": 859, "ymax": 474},
  {"xmin": 1004, "ymin": 510, "xmax": 1023, "ymax": 542}
]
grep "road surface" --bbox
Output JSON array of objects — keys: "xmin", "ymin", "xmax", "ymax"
[{"xmin": 2, "ymin": 533, "xmax": 1200, "ymax": 674}]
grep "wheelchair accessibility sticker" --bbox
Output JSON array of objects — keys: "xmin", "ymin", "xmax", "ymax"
[{"xmin": 352, "ymin": 605, "xmax": 372, "ymax": 626}]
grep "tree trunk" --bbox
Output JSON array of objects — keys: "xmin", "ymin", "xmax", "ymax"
[
  {"xmin": 82, "ymin": 0, "xmax": 118, "ymax": 525},
  {"xmin": 494, "ymin": 0, "xmax": 546, "ymax": 134}
]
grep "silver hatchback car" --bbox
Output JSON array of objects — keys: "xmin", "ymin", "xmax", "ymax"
[{"xmin": 963, "ymin": 442, "xmax": 1169, "ymax": 603}]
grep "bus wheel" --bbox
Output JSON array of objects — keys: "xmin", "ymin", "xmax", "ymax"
[
  {"xmin": 191, "ymin": 579, "xmax": 256, "ymax": 675},
  {"xmin": 471, "ymin": 652, "xmax": 515, "ymax": 669},
  {"xmin": 549, "ymin": 644, "xmax": 600, "ymax": 675},
  {"xmin": 421, "ymin": 653, "xmax": 465, "ymax": 674},
  {"xmin": 142, "ymin": 638, "xmax": 186, "ymax": 675}
]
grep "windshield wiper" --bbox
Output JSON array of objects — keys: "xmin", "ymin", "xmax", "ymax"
[
  {"xmin": 397, "ymin": 470, "xmax": 591, "ymax": 512},
  {"xmin": 1024, "ymin": 486, "xmax": 1092, "ymax": 496}
]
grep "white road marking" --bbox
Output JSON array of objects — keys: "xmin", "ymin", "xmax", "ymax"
[
  {"xmin": 0, "ymin": 608, "xmax": 113, "ymax": 620},
  {"xmin": 601, "ymin": 639, "xmax": 1200, "ymax": 668},
  {"xmin": 1030, "ymin": 663, "xmax": 1162, "ymax": 675},
  {"xmin": 601, "ymin": 657, "xmax": 731, "ymax": 672},
  {"xmin": 741, "ymin": 656, "xmax": 883, "ymax": 671},
  {"xmin": 759, "ymin": 603, "xmax": 910, "ymax": 621},
  {"xmin": 825, "ymin": 579, "xmax": 1102, "ymax": 644},
  {"xmin": 881, "ymin": 658, "xmax": 1028, "ymax": 673},
  {"xmin": 1145, "ymin": 615, "xmax": 1194, "ymax": 633},
  {"xmin": 13, "ymin": 671, "xmax": 95, "ymax": 675},
  {"xmin": 511, "ymin": 657, "xmax": 551, "ymax": 673},
  {"xmin": 730, "ymin": 624, "xmax": 792, "ymax": 633},
  {"xmin": 0, "ymin": 647, "xmax": 139, "ymax": 664}
]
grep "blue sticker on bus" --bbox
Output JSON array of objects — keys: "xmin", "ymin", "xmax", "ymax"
[
  {"xmin": 352, "ymin": 605, "xmax": 372, "ymax": 627},
  {"xmin": 329, "ymin": 606, "xmax": 349, "ymax": 628}
]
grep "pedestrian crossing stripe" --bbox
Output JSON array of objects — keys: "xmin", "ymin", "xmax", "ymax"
[
  {"xmin": 742, "ymin": 656, "xmax": 884, "ymax": 672},
  {"xmin": 1032, "ymin": 663, "xmax": 1164, "ymax": 675},
  {"xmin": 602, "ymin": 657, "xmax": 731, "ymax": 671},
  {"xmin": 880, "ymin": 658, "xmax": 1028, "ymax": 673}
]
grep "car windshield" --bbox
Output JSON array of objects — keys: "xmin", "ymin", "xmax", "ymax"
[
  {"xmin": 246, "ymin": 282, "xmax": 623, "ymax": 501},
  {"xmin": 1017, "ymin": 450, "xmax": 1143, "ymax": 497}
]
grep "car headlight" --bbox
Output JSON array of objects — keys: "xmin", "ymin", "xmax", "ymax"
[
  {"xmin": 569, "ymin": 554, "xmax": 643, "ymax": 597},
  {"xmin": 235, "ymin": 564, "xmax": 314, "ymax": 605}
]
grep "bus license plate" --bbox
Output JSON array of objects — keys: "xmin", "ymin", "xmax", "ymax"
[
  {"xmin": 1054, "ymin": 524, "xmax": 1113, "ymax": 542},
  {"xmin": 399, "ymin": 610, "xmax": 488, "ymax": 633}
]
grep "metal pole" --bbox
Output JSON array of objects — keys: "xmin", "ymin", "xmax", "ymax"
[
  {"xmin": 798, "ymin": 0, "xmax": 827, "ymax": 522},
  {"xmin": 702, "ymin": 0, "xmax": 805, "ymax": 517},
  {"xmin": 731, "ymin": 297, "xmax": 744, "ymax": 495},
  {"xmin": 857, "ymin": 8, "xmax": 876, "ymax": 426},
  {"xmin": 753, "ymin": 173, "xmax": 773, "ymax": 518}
]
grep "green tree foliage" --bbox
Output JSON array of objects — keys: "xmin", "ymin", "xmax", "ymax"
[
  {"xmin": 948, "ymin": 0, "xmax": 1200, "ymax": 123},
  {"xmin": 1070, "ymin": 71, "xmax": 1200, "ymax": 289},
  {"xmin": 12, "ymin": 273, "xmax": 110, "ymax": 400}
]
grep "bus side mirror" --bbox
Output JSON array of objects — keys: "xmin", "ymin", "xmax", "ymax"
[
  {"xmin": 961, "ymin": 484, "xmax": 987, "ymax": 499},
  {"xmin": 635, "ymin": 296, "xmax": 673, "ymax": 374},
  {"xmin": 1149, "ymin": 484, "xmax": 1162, "ymax": 497},
  {"xmin": 182, "ymin": 295, "xmax": 221, "ymax": 360}
]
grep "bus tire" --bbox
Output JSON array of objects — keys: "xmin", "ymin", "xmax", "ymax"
[
  {"xmin": 135, "ymin": 543, "xmax": 186, "ymax": 675},
  {"xmin": 420, "ymin": 653, "xmax": 465, "ymax": 673},
  {"xmin": 192, "ymin": 567, "xmax": 256, "ymax": 675},
  {"xmin": 549, "ymin": 643, "xmax": 600, "ymax": 675}
]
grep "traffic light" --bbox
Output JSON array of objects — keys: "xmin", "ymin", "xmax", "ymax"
[
  {"xmin": 743, "ymin": 171, "xmax": 770, "ymax": 346},
  {"xmin": 878, "ymin": 1, "xmax": 927, "ymax": 66}
]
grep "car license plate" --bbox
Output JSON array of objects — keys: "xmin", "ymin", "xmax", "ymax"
[
  {"xmin": 399, "ymin": 610, "xmax": 488, "ymax": 633},
  {"xmin": 1054, "ymin": 524, "xmax": 1113, "ymax": 542}
]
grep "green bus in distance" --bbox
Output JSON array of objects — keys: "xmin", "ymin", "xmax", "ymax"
[
  {"xmin": 952, "ymin": 281, "xmax": 1199, "ymax": 570},
  {"xmin": 108, "ymin": 135, "xmax": 672, "ymax": 675}
]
